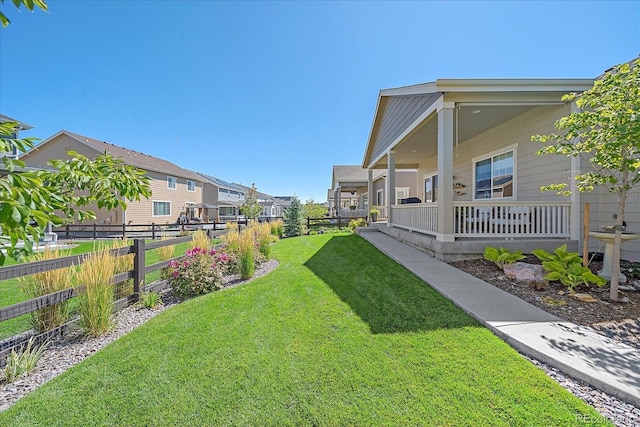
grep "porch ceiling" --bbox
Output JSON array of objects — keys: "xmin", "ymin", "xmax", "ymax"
[{"xmin": 370, "ymin": 104, "xmax": 535, "ymax": 168}]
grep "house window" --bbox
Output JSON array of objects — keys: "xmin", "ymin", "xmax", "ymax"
[
  {"xmin": 167, "ymin": 176, "xmax": 177, "ymax": 190},
  {"xmin": 153, "ymin": 201, "xmax": 171, "ymax": 216},
  {"xmin": 187, "ymin": 180, "xmax": 196, "ymax": 192},
  {"xmin": 474, "ymin": 150, "xmax": 514, "ymax": 199},
  {"xmin": 376, "ymin": 189, "xmax": 384, "ymax": 206},
  {"xmin": 219, "ymin": 206, "xmax": 235, "ymax": 216},
  {"xmin": 424, "ymin": 174, "xmax": 438, "ymax": 203},
  {"xmin": 362, "ymin": 194, "xmax": 369, "ymax": 209},
  {"xmin": 396, "ymin": 187, "xmax": 409, "ymax": 202}
]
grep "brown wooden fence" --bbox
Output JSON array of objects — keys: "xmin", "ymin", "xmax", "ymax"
[
  {"xmin": 306, "ymin": 216, "xmax": 368, "ymax": 230},
  {"xmin": 52, "ymin": 220, "xmax": 252, "ymax": 240},
  {"xmin": 0, "ymin": 235, "xmax": 194, "ymax": 366}
]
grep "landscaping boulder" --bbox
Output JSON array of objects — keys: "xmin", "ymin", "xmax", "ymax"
[{"xmin": 503, "ymin": 262, "xmax": 547, "ymax": 287}]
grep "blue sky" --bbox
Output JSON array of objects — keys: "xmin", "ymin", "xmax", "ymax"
[{"xmin": 1, "ymin": 1, "xmax": 638, "ymax": 202}]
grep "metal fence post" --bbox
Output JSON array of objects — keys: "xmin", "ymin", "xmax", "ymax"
[
  {"xmin": 132, "ymin": 239, "xmax": 145, "ymax": 302},
  {"xmin": 152, "ymin": 222, "xmax": 156, "ymax": 240},
  {"xmin": 122, "ymin": 223, "xmax": 126, "ymax": 239},
  {"xmin": 65, "ymin": 224, "xmax": 70, "ymax": 239},
  {"xmin": 93, "ymin": 223, "xmax": 97, "ymax": 240}
]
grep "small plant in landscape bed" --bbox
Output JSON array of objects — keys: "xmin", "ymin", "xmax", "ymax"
[
  {"xmin": 3, "ymin": 337, "xmax": 48, "ymax": 383},
  {"xmin": 348, "ymin": 218, "xmax": 367, "ymax": 232},
  {"xmin": 253, "ymin": 222, "xmax": 274, "ymax": 259},
  {"xmin": 77, "ymin": 246, "xmax": 116, "ymax": 336},
  {"xmin": 139, "ymin": 291, "xmax": 161, "ymax": 309},
  {"xmin": 483, "ymin": 246, "xmax": 526, "ymax": 269},
  {"xmin": 18, "ymin": 247, "xmax": 73, "ymax": 332},
  {"xmin": 237, "ymin": 230, "xmax": 256, "ymax": 279},
  {"xmin": 169, "ymin": 247, "xmax": 231, "ymax": 299},
  {"xmin": 112, "ymin": 237, "xmax": 134, "ymax": 300},
  {"xmin": 156, "ymin": 236, "xmax": 176, "ymax": 280},
  {"xmin": 533, "ymin": 244, "xmax": 607, "ymax": 291},
  {"xmin": 190, "ymin": 230, "xmax": 212, "ymax": 251},
  {"xmin": 270, "ymin": 219, "xmax": 284, "ymax": 238}
]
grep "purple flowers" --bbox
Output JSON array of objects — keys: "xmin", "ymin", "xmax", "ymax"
[{"xmin": 168, "ymin": 246, "xmax": 233, "ymax": 299}]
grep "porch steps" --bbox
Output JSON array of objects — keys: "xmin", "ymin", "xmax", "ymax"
[{"xmin": 357, "ymin": 228, "xmax": 640, "ymax": 409}]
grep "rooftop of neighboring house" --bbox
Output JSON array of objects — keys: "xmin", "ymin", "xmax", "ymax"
[
  {"xmin": 23, "ymin": 130, "xmax": 203, "ymax": 182},
  {"xmin": 332, "ymin": 165, "xmax": 387, "ymax": 188},
  {"xmin": 196, "ymin": 172, "xmax": 247, "ymax": 194},
  {"xmin": 0, "ymin": 114, "xmax": 33, "ymax": 131}
]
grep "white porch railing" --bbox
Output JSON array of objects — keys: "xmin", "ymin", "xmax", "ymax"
[
  {"xmin": 390, "ymin": 201, "xmax": 571, "ymax": 238},
  {"xmin": 390, "ymin": 203, "xmax": 438, "ymax": 234},
  {"xmin": 339, "ymin": 208, "xmax": 368, "ymax": 218}
]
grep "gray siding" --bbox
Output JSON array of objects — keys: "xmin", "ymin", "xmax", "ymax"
[{"xmin": 371, "ymin": 94, "xmax": 440, "ymax": 161}]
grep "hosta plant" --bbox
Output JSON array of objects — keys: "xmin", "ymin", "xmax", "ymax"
[
  {"xmin": 533, "ymin": 244, "xmax": 607, "ymax": 291},
  {"xmin": 483, "ymin": 247, "xmax": 526, "ymax": 269}
]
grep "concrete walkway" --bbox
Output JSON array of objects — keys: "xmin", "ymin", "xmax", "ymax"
[{"xmin": 357, "ymin": 228, "xmax": 640, "ymax": 408}]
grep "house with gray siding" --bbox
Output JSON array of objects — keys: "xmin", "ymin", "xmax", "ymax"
[{"xmin": 362, "ymin": 76, "xmax": 640, "ymax": 262}]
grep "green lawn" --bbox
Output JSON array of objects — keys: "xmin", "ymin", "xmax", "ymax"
[
  {"xmin": 0, "ymin": 240, "xmax": 193, "ymax": 339},
  {"xmin": 0, "ymin": 234, "xmax": 606, "ymax": 426}
]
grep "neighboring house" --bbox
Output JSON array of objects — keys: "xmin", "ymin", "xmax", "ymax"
[
  {"xmin": 361, "ymin": 76, "xmax": 640, "ymax": 262},
  {"xmin": 233, "ymin": 184, "xmax": 287, "ymax": 221},
  {"xmin": 330, "ymin": 165, "xmax": 417, "ymax": 218},
  {"xmin": 0, "ymin": 114, "xmax": 33, "ymax": 158},
  {"xmin": 197, "ymin": 173, "xmax": 247, "ymax": 221},
  {"xmin": 20, "ymin": 130, "xmax": 204, "ymax": 226}
]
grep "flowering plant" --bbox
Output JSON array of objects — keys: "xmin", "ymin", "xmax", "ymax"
[{"xmin": 169, "ymin": 247, "xmax": 231, "ymax": 299}]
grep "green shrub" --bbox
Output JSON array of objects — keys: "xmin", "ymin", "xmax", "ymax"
[
  {"xmin": 139, "ymin": 291, "xmax": 161, "ymax": 309},
  {"xmin": 348, "ymin": 218, "xmax": 367, "ymax": 232},
  {"xmin": 4, "ymin": 338, "xmax": 49, "ymax": 383},
  {"xmin": 169, "ymin": 247, "xmax": 231, "ymax": 299},
  {"xmin": 483, "ymin": 247, "xmax": 526, "ymax": 269},
  {"xmin": 533, "ymin": 244, "xmax": 607, "ymax": 291}
]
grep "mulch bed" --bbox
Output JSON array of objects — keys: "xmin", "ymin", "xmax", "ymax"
[{"xmin": 449, "ymin": 255, "xmax": 640, "ymax": 349}]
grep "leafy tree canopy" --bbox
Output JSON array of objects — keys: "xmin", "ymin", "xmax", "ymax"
[
  {"xmin": 532, "ymin": 58, "xmax": 640, "ymax": 300},
  {"xmin": 302, "ymin": 198, "xmax": 326, "ymax": 219},
  {"xmin": 1, "ymin": 122, "xmax": 151, "ymax": 264},
  {"xmin": 239, "ymin": 183, "xmax": 263, "ymax": 220},
  {"xmin": 0, "ymin": 0, "xmax": 48, "ymax": 27}
]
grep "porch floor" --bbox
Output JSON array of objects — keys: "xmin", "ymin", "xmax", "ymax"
[
  {"xmin": 369, "ymin": 221, "xmax": 576, "ymax": 261},
  {"xmin": 357, "ymin": 227, "xmax": 640, "ymax": 409}
]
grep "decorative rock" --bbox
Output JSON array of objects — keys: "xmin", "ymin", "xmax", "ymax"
[
  {"xmin": 618, "ymin": 285, "xmax": 637, "ymax": 292},
  {"xmin": 503, "ymin": 262, "xmax": 547, "ymax": 286},
  {"xmin": 569, "ymin": 293, "xmax": 599, "ymax": 303}
]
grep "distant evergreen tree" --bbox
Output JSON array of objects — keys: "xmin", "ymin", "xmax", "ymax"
[{"xmin": 283, "ymin": 196, "xmax": 304, "ymax": 237}]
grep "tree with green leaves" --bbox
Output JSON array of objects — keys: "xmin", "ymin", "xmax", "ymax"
[
  {"xmin": 1, "ymin": 121, "xmax": 152, "ymax": 264},
  {"xmin": 0, "ymin": 0, "xmax": 47, "ymax": 27},
  {"xmin": 239, "ymin": 183, "xmax": 263, "ymax": 221},
  {"xmin": 302, "ymin": 198, "xmax": 326, "ymax": 220},
  {"xmin": 532, "ymin": 58, "xmax": 640, "ymax": 301},
  {"xmin": 283, "ymin": 196, "xmax": 303, "ymax": 237}
]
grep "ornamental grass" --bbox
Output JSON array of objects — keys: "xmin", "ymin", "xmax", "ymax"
[
  {"xmin": 112, "ymin": 237, "xmax": 134, "ymax": 300},
  {"xmin": 76, "ymin": 246, "xmax": 116, "ymax": 337},
  {"xmin": 156, "ymin": 236, "xmax": 176, "ymax": 280},
  {"xmin": 18, "ymin": 248, "xmax": 73, "ymax": 333}
]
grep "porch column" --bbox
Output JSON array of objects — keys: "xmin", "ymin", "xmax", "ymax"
[
  {"xmin": 437, "ymin": 104, "xmax": 455, "ymax": 242},
  {"xmin": 570, "ymin": 102, "xmax": 582, "ymax": 242},
  {"xmin": 368, "ymin": 169, "xmax": 374, "ymax": 222},
  {"xmin": 386, "ymin": 150, "xmax": 396, "ymax": 228}
]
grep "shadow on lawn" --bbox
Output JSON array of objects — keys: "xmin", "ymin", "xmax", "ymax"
[{"xmin": 304, "ymin": 234, "xmax": 477, "ymax": 334}]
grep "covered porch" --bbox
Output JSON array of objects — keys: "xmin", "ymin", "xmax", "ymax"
[{"xmin": 362, "ymin": 78, "xmax": 594, "ymax": 259}]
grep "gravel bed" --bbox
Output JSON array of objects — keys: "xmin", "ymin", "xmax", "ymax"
[{"xmin": 1, "ymin": 257, "xmax": 639, "ymax": 426}]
